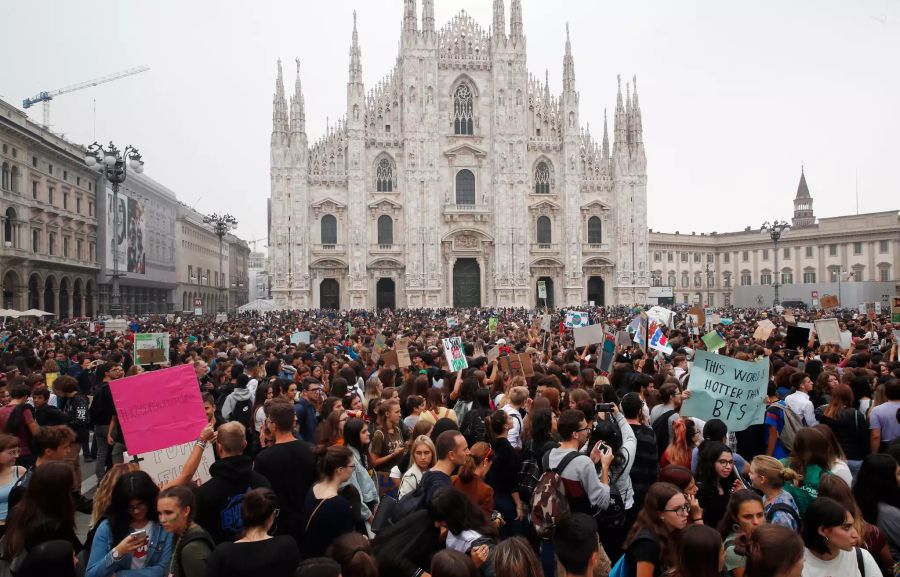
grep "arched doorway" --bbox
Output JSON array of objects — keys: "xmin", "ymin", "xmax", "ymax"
[
  {"xmin": 85, "ymin": 281, "xmax": 94, "ymax": 317},
  {"xmin": 320, "ymin": 279, "xmax": 340, "ymax": 310},
  {"xmin": 453, "ymin": 259, "xmax": 481, "ymax": 308},
  {"xmin": 73, "ymin": 279, "xmax": 83, "ymax": 317},
  {"xmin": 535, "ymin": 277, "xmax": 555, "ymax": 309},
  {"xmin": 43, "ymin": 277, "xmax": 56, "ymax": 314},
  {"xmin": 2, "ymin": 271, "xmax": 17, "ymax": 309},
  {"xmin": 376, "ymin": 278, "xmax": 396, "ymax": 310},
  {"xmin": 58, "ymin": 278, "xmax": 70, "ymax": 319},
  {"xmin": 587, "ymin": 276, "xmax": 605, "ymax": 306},
  {"xmin": 28, "ymin": 274, "xmax": 40, "ymax": 310}
]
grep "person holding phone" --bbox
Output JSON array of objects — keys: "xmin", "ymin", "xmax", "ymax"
[{"xmin": 85, "ymin": 471, "xmax": 173, "ymax": 577}]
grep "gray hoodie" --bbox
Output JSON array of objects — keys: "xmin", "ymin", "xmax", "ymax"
[{"xmin": 221, "ymin": 387, "xmax": 252, "ymax": 420}]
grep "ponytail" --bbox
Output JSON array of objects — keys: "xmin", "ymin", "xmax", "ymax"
[
  {"xmin": 485, "ymin": 409, "xmax": 508, "ymax": 442},
  {"xmin": 458, "ymin": 442, "xmax": 492, "ymax": 483}
]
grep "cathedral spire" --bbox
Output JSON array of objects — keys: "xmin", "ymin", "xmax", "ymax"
[
  {"xmin": 544, "ymin": 69, "xmax": 550, "ymax": 100},
  {"xmin": 510, "ymin": 0, "xmax": 523, "ymax": 39},
  {"xmin": 272, "ymin": 59, "xmax": 288, "ymax": 136},
  {"xmin": 404, "ymin": 0, "xmax": 418, "ymax": 33},
  {"xmin": 613, "ymin": 74, "xmax": 627, "ymax": 153},
  {"xmin": 493, "ymin": 0, "xmax": 506, "ymax": 38},
  {"xmin": 349, "ymin": 11, "xmax": 363, "ymax": 85},
  {"xmin": 602, "ymin": 109, "xmax": 610, "ymax": 159},
  {"xmin": 562, "ymin": 23, "xmax": 575, "ymax": 94},
  {"xmin": 631, "ymin": 75, "xmax": 642, "ymax": 145},
  {"xmin": 422, "ymin": 0, "xmax": 434, "ymax": 33},
  {"xmin": 290, "ymin": 58, "xmax": 306, "ymax": 135}
]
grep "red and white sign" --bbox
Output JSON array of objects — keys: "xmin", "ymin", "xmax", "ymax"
[
  {"xmin": 811, "ymin": 291, "xmax": 819, "ymax": 298},
  {"xmin": 193, "ymin": 298, "xmax": 203, "ymax": 307}
]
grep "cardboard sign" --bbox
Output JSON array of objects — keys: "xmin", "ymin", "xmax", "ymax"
[
  {"xmin": 574, "ymin": 324, "xmax": 605, "ymax": 348},
  {"xmin": 109, "ymin": 364, "xmax": 207, "ymax": 455},
  {"xmin": 814, "ymin": 319, "xmax": 841, "ymax": 345},
  {"xmin": 785, "ymin": 326, "xmax": 811, "ymax": 350},
  {"xmin": 125, "ymin": 441, "xmax": 215, "ymax": 488},
  {"xmin": 616, "ymin": 330, "xmax": 632, "ymax": 348},
  {"xmin": 519, "ymin": 353, "xmax": 535, "ymax": 378},
  {"xmin": 689, "ymin": 306, "xmax": 706, "ymax": 327},
  {"xmin": 134, "ymin": 333, "xmax": 170, "ymax": 365},
  {"xmin": 381, "ymin": 350, "xmax": 399, "ymax": 368},
  {"xmin": 500, "ymin": 354, "xmax": 533, "ymax": 378},
  {"xmin": 681, "ymin": 350, "xmax": 770, "ymax": 432},
  {"xmin": 892, "ymin": 297, "xmax": 900, "ymax": 323},
  {"xmin": 442, "ymin": 337, "xmax": 468, "ymax": 372},
  {"xmin": 396, "ymin": 338, "xmax": 412, "ymax": 368},
  {"xmin": 752, "ymin": 320, "xmax": 775, "ymax": 341},
  {"xmin": 702, "ymin": 331, "xmax": 726, "ymax": 352},
  {"xmin": 784, "ymin": 313, "xmax": 796, "ymax": 325},
  {"xmin": 596, "ymin": 332, "xmax": 616, "ymax": 376},
  {"xmin": 820, "ymin": 295, "xmax": 839, "ymax": 309}
]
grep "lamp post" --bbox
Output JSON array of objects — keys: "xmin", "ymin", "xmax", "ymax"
[
  {"xmin": 84, "ymin": 142, "xmax": 144, "ymax": 318},
  {"xmin": 761, "ymin": 220, "xmax": 791, "ymax": 307},
  {"xmin": 203, "ymin": 213, "xmax": 238, "ymax": 314}
]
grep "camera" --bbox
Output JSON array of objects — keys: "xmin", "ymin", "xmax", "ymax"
[{"xmin": 595, "ymin": 403, "xmax": 612, "ymax": 413}]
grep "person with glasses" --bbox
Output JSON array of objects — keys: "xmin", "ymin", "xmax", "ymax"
[
  {"xmin": 85, "ymin": 470, "xmax": 174, "ymax": 577},
  {"xmin": 801, "ymin": 497, "xmax": 880, "ymax": 577},
  {"xmin": 294, "ymin": 378, "xmax": 325, "ymax": 444},
  {"xmin": 301, "ymin": 445, "xmax": 356, "ymax": 559},
  {"xmin": 696, "ymin": 441, "xmax": 743, "ymax": 528},
  {"xmin": 205, "ymin": 488, "xmax": 300, "ymax": 577},
  {"xmin": 619, "ymin": 482, "xmax": 689, "ymax": 577}
]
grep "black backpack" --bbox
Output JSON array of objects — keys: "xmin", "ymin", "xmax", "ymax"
[
  {"xmin": 517, "ymin": 440, "xmax": 544, "ymax": 502},
  {"xmin": 460, "ymin": 409, "xmax": 488, "ymax": 448},
  {"xmin": 651, "ymin": 409, "xmax": 676, "ymax": 460},
  {"xmin": 230, "ymin": 398, "xmax": 253, "ymax": 430},
  {"xmin": 595, "ymin": 456, "xmax": 628, "ymax": 530}
]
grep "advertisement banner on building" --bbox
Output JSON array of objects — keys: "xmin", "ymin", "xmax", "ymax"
[{"xmin": 107, "ymin": 188, "xmax": 147, "ymax": 276}]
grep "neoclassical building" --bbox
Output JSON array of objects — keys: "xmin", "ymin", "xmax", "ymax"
[
  {"xmin": 268, "ymin": 0, "xmax": 649, "ymax": 309},
  {"xmin": 648, "ymin": 169, "xmax": 900, "ymax": 308}
]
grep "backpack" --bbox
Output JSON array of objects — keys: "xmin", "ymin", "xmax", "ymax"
[
  {"xmin": 609, "ymin": 531, "xmax": 655, "ymax": 577},
  {"xmin": 765, "ymin": 502, "xmax": 801, "ymax": 530},
  {"xmin": 387, "ymin": 470, "xmax": 435, "ymax": 525},
  {"xmin": 530, "ymin": 450, "xmax": 581, "ymax": 539},
  {"xmin": 596, "ymin": 457, "xmax": 628, "ymax": 530},
  {"xmin": 460, "ymin": 409, "xmax": 488, "ymax": 448},
  {"xmin": 769, "ymin": 401, "xmax": 803, "ymax": 452},
  {"xmin": 230, "ymin": 398, "xmax": 253, "ymax": 430},
  {"xmin": 517, "ymin": 440, "xmax": 544, "ymax": 502},
  {"xmin": 651, "ymin": 409, "xmax": 676, "ymax": 460}
]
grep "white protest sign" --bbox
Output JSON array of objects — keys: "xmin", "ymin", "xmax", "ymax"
[
  {"xmin": 647, "ymin": 306, "xmax": 673, "ymax": 327},
  {"xmin": 125, "ymin": 441, "xmax": 216, "ymax": 488},
  {"xmin": 681, "ymin": 350, "xmax": 770, "ymax": 432},
  {"xmin": 574, "ymin": 324, "xmax": 605, "ymax": 348},
  {"xmin": 541, "ymin": 314, "xmax": 552, "ymax": 333},
  {"xmin": 442, "ymin": 337, "xmax": 468, "ymax": 372},
  {"xmin": 814, "ymin": 319, "xmax": 841, "ymax": 345},
  {"xmin": 565, "ymin": 311, "xmax": 589, "ymax": 328},
  {"xmin": 839, "ymin": 331, "xmax": 853, "ymax": 350}
]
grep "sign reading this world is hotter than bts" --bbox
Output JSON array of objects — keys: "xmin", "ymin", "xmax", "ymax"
[{"xmin": 681, "ymin": 350, "xmax": 770, "ymax": 432}]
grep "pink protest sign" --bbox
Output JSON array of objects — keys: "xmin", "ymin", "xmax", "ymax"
[{"xmin": 109, "ymin": 364, "xmax": 207, "ymax": 455}]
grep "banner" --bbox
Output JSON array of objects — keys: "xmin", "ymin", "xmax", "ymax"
[
  {"xmin": 565, "ymin": 311, "xmax": 589, "ymax": 328},
  {"xmin": 648, "ymin": 327, "xmax": 673, "ymax": 354},
  {"xmin": 702, "ymin": 331, "xmax": 725, "ymax": 352},
  {"xmin": 647, "ymin": 306, "xmax": 673, "ymax": 327},
  {"xmin": 109, "ymin": 364, "xmax": 207, "ymax": 455},
  {"xmin": 681, "ymin": 350, "xmax": 770, "ymax": 432},
  {"xmin": 133, "ymin": 333, "xmax": 170, "ymax": 366},
  {"xmin": 124, "ymin": 441, "xmax": 215, "ymax": 488},
  {"xmin": 442, "ymin": 337, "xmax": 468, "ymax": 372},
  {"xmin": 574, "ymin": 324, "xmax": 605, "ymax": 348},
  {"xmin": 537, "ymin": 281, "xmax": 547, "ymax": 299},
  {"xmin": 106, "ymin": 188, "xmax": 146, "ymax": 276}
]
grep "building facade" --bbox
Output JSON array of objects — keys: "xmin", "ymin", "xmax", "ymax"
[
  {"xmin": 268, "ymin": 0, "xmax": 649, "ymax": 310},
  {"xmin": 648, "ymin": 169, "xmax": 900, "ymax": 309},
  {"xmin": 247, "ymin": 250, "xmax": 271, "ymax": 302},
  {"xmin": 0, "ymin": 99, "xmax": 101, "ymax": 316},
  {"xmin": 175, "ymin": 204, "xmax": 250, "ymax": 314},
  {"xmin": 96, "ymin": 172, "xmax": 179, "ymax": 315}
]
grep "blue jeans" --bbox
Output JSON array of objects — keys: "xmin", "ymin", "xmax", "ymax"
[
  {"xmin": 494, "ymin": 492, "xmax": 522, "ymax": 539},
  {"xmin": 540, "ymin": 539, "xmax": 556, "ymax": 577}
]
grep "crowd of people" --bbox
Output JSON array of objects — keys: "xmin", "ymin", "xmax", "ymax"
[{"xmin": 0, "ymin": 303, "xmax": 897, "ymax": 577}]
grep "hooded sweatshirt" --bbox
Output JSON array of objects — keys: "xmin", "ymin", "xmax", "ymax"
[
  {"xmin": 195, "ymin": 454, "xmax": 271, "ymax": 544},
  {"xmin": 220, "ymin": 387, "xmax": 252, "ymax": 421}
]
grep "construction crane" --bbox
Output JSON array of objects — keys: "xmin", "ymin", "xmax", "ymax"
[
  {"xmin": 22, "ymin": 65, "xmax": 150, "ymax": 127},
  {"xmin": 246, "ymin": 238, "xmax": 267, "ymax": 252}
]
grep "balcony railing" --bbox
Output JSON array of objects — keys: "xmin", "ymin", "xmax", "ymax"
[{"xmin": 443, "ymin": 203, "xmax": 491, "ymax": 214}]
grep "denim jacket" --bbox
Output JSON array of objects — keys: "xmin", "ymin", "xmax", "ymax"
[
  {"xmin": 85, "ymin": 519, "xmax": 173, "ymax": 577},
  {"xmin": 342, "ymin": 445, "xmax": 379, "ymax": 520}
]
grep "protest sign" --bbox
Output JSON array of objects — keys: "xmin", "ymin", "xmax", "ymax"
[
  {"xmin": 519, "ymin": 353, "xmax": 535, "ymax": 378},
  {"xmin": 374, "ymin": 333, "xmax": 386, "ymax": 355},
  {"xmin": 648, "ymin": 327, "xmax": 673, "ymax": 354},
  {"xmin": 783, "ymin": 313, "xmax": 796, "ymax": 325},
  {"xmin": 537, "ymin": 280, "xmax": 547, "ymax": 299},
  {"xmin": 894, "ymin": 329, "xmax": 900, "ymax": 345},
  {"xmin": 702, "ymin": 331, "xmax": 725, "ymax": 352},
  {"xmin": 574, "ymin": 324, "xmax": 605, "ymax": 348},
  {"xmin": 442, "ymin": 337, "xmax": 468, "ymax": 372},
  {"xmin": 839, "ymin": 331, "xmax": 853, "ymax": 350},
  {"xmin": 820, "ymin": 295, "xmax": 839, "ymax": 309},
  {"xmin": 541, "ymin": 314, "xmax": 551, "ymax": 332},
  {"xmin": 893, "ymin": 297, "xmax": 900, "ymax": 323},
  {"xmin": 689, "ymin": 306, "xmax": 706, "ymax": 327},
  {"xmin": 125, "ymin": 441, "xmax": 215, "ymax": 488},
  {"xmin": 785, "ymin": 326, "xmax": 810, "ymax": 350},
  {"xmin": 109, "ymin": 364, "xmax": 207, "ymax": 455},
  {"xmin": 381, "ymin": 350, "xmax": 399, "ymax": 368},
  {"xmin": 486, "ymin": 346, "xmax": 500, "ymax": 365},
  {"xmin": 488, "ymin": 317, "xmax": 498, "ymax": 334},
  {"xmin": 647, "ymin": 306, "xmax": 673, "ymax": 327},
  {"xmin": 446, "ymin": 317, "xmax": 458, "ymax": 329},
  {"xmin": 616, "ymin": 330, "xmax": 632, "ymax": 348},
  {"xmin": 719, "ymin": 318, "xmax": 734, "ymax": 326},
  {"xmin": 299, "ymin": 331, "xmax": 311, "ymax": 344},
  {"xmin": 752, "ymin": 320, "xmax": 775, "ymax": 341},
  {"xmin": 290, "ymin": 331, "xmax": 302, "ymax": 345},
  {"xmin": 681, "ymin": 350, "xmax": 770, "ymax": 432},
  {"xmin": 134, "ymin": 333, "xmax": 170, "ymax": 365},
  {"xmin": 565, "ymin": 311, "xmax": 589, "ymax": 328},
  {"xmin": 396, "ymin": 338, "xmax": 412, "ymax": 368},
  {"xmin": 596, "ymin": 332, "xmax": 616, "ymax": 376},
  {"xmin": 710, "ymin": 314, "xmax": 721, "ymax": 325},
  {"xmin": 126, "ymin": 442, "xmax": 214, "ymax": 487},
  {"xmin": 814, "ymin": 319, "xmax": 841, "ymax": 345},
  {"xmin": 632, "ymin": 313, "xmax": 649, "ymax": 351}
]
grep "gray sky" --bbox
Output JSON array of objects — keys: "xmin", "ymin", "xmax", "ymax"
[{"xmin": 3, "ymin": 0, "xmax": 898, "ymax": 247}]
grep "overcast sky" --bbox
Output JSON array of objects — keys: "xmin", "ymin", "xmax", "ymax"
[{"xmin": 3, "ymin": 0, "xmax": 897, "ymax": 246}]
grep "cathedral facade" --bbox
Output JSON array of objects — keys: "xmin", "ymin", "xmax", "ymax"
[{"xmin": 268, "ymin": 0, "xmax": 649, "ymax": 310}]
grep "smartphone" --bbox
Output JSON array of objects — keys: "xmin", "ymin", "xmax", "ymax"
[
  {"xmin": 129, "ymin": 529, "xmax": 149, "ymax": 540},
  {"xmin": 797, "ymin": 360, "xmax": 806, "ymax": 372}
]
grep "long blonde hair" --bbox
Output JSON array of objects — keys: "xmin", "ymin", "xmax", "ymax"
[{"xmin": 90, "ymin": 463, "xmax": 140, "ymax": 527}]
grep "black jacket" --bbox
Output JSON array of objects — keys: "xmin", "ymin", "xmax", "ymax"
[{"xmin": 195, "ymin": 455, "xmax": 271, "ymax": 544}]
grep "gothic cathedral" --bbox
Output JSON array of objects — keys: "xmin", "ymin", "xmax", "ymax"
[{"xmin": 268, "ymin": 0, "xmax": 649, "ymax": 310}]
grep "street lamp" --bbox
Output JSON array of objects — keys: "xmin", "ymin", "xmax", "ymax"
[
  {"xmin": 761, "ymin": 220, "xmax": 790, "ymax": 307},
  {"xmin": 203, "ymin": 213, "xmax": 237, "ymax": 313},
  {"xmin": 84, "ymin": 141, "xmax": 144, "ymax": 318}
]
